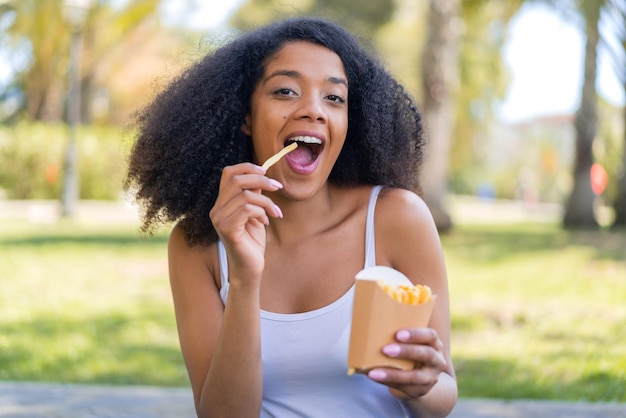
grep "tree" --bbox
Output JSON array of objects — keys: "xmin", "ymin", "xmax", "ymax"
[
  {"xmin": 614, "ymin": 92, "xmax": 626, "ymax": 226},
  {"xmin": 536, "ymin": 0, "xmax": 625, "ymax": 227},
  {"xmin": 376, "ymin": 0, "xmax": 524, "ymax": 207},
  {"xmin": 452, "ymin": 0, "xmax": 523, "ymax": 192},
  {"xmin": 607, "ymin": 0, "xmax": 626, "ymax": 227},
  {"xmin": 78, "ymin": 0, "xmax": 177, "ymax": 124},
  {"xmin": 562, "ymin": 0, "xmax": 603, "ymax": 227},
  {"xmin": 3, "ymin": 0, "xmax": 68, "ymax": 121},
  {"xmin": 1, "ymin": 0, "xmax": 162, "ymax": 124},
  {"xmin": 419, "ymin": 0, "xmax": 461, "ymax": 231},
  {"xmin": 230, "ymin": 0, "xmax": 395, "ymax": 37}
]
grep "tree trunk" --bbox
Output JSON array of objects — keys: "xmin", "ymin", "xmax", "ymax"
[
  {"xmin": 610, "ymin": 0, "xmax": 626, "ymax": 227},
  {"xmin": 563, "ymin": 1, "xmax": 601, "ymax": 228},
  {"xmin": 81, "ymin": 73, "xmax": 94, "ymax": 124},
  {"xmin": 612, "ymin": 96, "xmax": 626, "ymax": 226},
  {"xmin": 420, "ymin": 0, "xmax": 460, "ymax": 232}
]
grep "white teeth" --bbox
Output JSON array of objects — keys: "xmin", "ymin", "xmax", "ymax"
[{"xmin": 290, "ymin": 136, "xmax": 322, "ymax": 145}]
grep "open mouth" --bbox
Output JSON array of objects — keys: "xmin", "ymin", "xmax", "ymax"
[{"xmin": 284, "ymin": 136, "xmax": 323, "ymax": 166}]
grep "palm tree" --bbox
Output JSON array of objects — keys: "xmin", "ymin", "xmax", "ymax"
[
  {"xmin": 1, "ymin": 0, "xmax": 161, "ymax": 123},
  {"xmin": 4, "ymin": 0, "xmax": 69, "ymax": 120},
  {"xmin": 419, "ymin": 0, "xmax": 461, "ymax": 232},
  {"xmin": 230, "ymin": 0, "xmax": 395, "ymax": 38},
  {"xmin": 607, "ymin": 0, "xmax": 626, "ymax": 227},
  {"xmin": 563, "ymin": 0, "xmax": 604, "ymax": 227}
]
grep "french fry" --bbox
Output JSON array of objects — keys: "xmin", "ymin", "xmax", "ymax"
[
  {"xmin": 261, "ymin": 142, "xmax": 299, "ymax": 170},
  {"xmin": 378, "ymin": 281, "xmax": 432, "ymax": 305}
]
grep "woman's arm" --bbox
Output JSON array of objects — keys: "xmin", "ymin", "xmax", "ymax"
[
  {"xmin": 370, "ymin": 188, "xmax": 457, "ymax": 417},
  {"xmin": 168, "ymin": 163, "xmax": 283, "ymax": 417},
  {"xmin": 169, "ymin": 226, "xmax": 263, "ymax": 417}
]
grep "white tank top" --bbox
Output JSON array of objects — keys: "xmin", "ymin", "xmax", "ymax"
[{"xmin": 217, "ymin": 185, "xmax": 409, "ymax": 417}]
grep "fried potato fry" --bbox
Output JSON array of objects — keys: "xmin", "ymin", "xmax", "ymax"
[
  {"xmin": 261, "ymin": 142, "xmax": 299, "ymax": 170},
  {"xmin": 378, "ymin": 281, "xmax": 432, "ymax": 305}
]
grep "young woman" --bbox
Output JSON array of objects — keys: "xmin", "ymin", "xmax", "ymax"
[{"xmin": 126, "ymin": 17, "xmax": 457, "ymax": 418}]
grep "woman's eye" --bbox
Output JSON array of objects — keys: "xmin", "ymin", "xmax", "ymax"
[
  {"xmin": 327, "ymin": 95, "xmax": 346, "ymax": 104},
  {"xmin": 274, "ymin": 88, "xmax": 294, "ymax": 96}
]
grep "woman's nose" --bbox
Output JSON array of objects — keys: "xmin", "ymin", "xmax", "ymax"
[{"xmin": 295, "ymin": 95, "xmax": 326, "ymax": 123}]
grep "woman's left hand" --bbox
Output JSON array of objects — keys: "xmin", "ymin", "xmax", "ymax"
[{"xmin": 367, "ymin": 328, "xmax": 447, "ymax": 400}]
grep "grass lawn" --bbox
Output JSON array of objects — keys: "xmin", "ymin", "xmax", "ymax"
[
  {"xmin": 0, "ymin": 220, "xmax": 187, "ymax": 386},
  {"xmin": 444, "ymin": 223, "xmax": 626, "ymax": 402},
  {"xmin": 1, "ymin": 217, "xmax": 625, "ymax": 401}
]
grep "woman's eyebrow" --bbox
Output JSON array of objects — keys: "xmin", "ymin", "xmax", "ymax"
[
  {"xmin": 264, "ymin": 70, "xmax": 348, "ymax": 87},
  {"xmin": 265, "ymin": 70, "xmax": 299, "ymax": 82},
  {"xmin": 329, "ymin": 77, "xmax": 348, "ymax": 88}
]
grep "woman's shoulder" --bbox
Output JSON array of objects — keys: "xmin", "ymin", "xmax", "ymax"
[
  {"xmin": 377, "ymin": 187, "xmax": 432, "ymax": 224},
  {"xmin": 375, "ymin": 187, "xmax": 441, "ymax": 264},
  {"xmin": 169, "ymin": 222, "xmax": 217, "ymax": 252},
  {"xmin": 168, "ymin": 222, "xmax": 220, "ymax": 286},
  {"xmin": 168, "ymin": 221, "xmax": 217, "ymax": 248}
]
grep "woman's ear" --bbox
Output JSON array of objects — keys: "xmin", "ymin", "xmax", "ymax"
[{"xmin": 242, "ymin": 114, "xmax": 252, "ymax": 136}]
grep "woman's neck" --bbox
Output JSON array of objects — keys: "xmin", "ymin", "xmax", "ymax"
[{"xmin": 265, "ymin": 183, "xmax": 351, "ymax": 245}]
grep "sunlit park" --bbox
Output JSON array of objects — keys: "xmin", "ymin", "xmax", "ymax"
[{"xmin": 1, "ymin": 0, "xmax": 625, "ymax": 415}]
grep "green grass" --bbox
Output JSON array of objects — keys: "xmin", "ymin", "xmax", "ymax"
[
  {"xmin": 444, "ymin": 223, "xmax": 626, "ymax": 402},
  {"xmin": 1, "ymin": 218, "xmax": 625, "ymax": 402},
  {"xmin": 0, "ymin": 220, "xmax": 188, "ymax": 386}
]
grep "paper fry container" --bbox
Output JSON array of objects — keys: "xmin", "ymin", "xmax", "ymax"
[{"xmin": 347, "ymin": 266, "xmax": 436, "ymax": 373}]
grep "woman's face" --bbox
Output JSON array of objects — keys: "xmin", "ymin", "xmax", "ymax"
[{"xmin": 244, "ymin": 40, "xmax": 349, "ymax": 198}]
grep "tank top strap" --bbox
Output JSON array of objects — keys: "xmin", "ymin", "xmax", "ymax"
[
  {"xmin": 364, "ymin": 185, "xmax": 383, "ymax": 268},
  {"xmin": 217, "ymin": 240, "xmax": 230, "ymax": 303}
]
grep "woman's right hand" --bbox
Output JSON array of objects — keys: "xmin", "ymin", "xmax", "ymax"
[{"xmin": 209, "ymin": 163, "xmax": 283, "ymax": 284}]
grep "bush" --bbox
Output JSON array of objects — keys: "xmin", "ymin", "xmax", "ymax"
[{"xmin": 0, "ymin": 122, "xmax": 131, "ymax": 200}]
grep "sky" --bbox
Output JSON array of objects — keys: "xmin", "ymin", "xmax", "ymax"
[{"xmin": 162, "ymin": 0, "xmax": 625, "ymax": 124}]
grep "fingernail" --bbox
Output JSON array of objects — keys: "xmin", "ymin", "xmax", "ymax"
[
  {"xmin": 274, "ymin": 205, "xmax": 283, "ymax": 219},
  {"xmin": 382, "ymin": 344, "xmax": 401, "ymax": 357},
  {"xmin": 396, "ymin": 330, "xmax": 411, "ymax": 342},
  {"xmin": 269, "ymin": 179, "xmax": 283, "ymax": 189},
  {"xmin": 368, "ymin": 369, "xmax": 387, "ymax": 381}
]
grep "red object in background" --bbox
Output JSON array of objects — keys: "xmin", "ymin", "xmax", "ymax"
[
  {"xmin": 590, "ymin": 163, "xmax": 608, "ymax": 195},
  {"xmin": 45, "ymin": 163, "xmax": 60, "ymax": 184}
]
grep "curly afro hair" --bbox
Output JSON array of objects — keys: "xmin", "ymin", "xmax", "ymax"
[{"xmin": 125, "ymin": 17, "xmax": 425, "ymax": 246}]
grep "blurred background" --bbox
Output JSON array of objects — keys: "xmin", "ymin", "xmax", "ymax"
[
  {"xmin": 0, "ymin": 0, "xmax": 624, "ymax": 228},
  {"xmin": 0, "ymin": 0, "xmax": 625, "ymax": 404}
]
